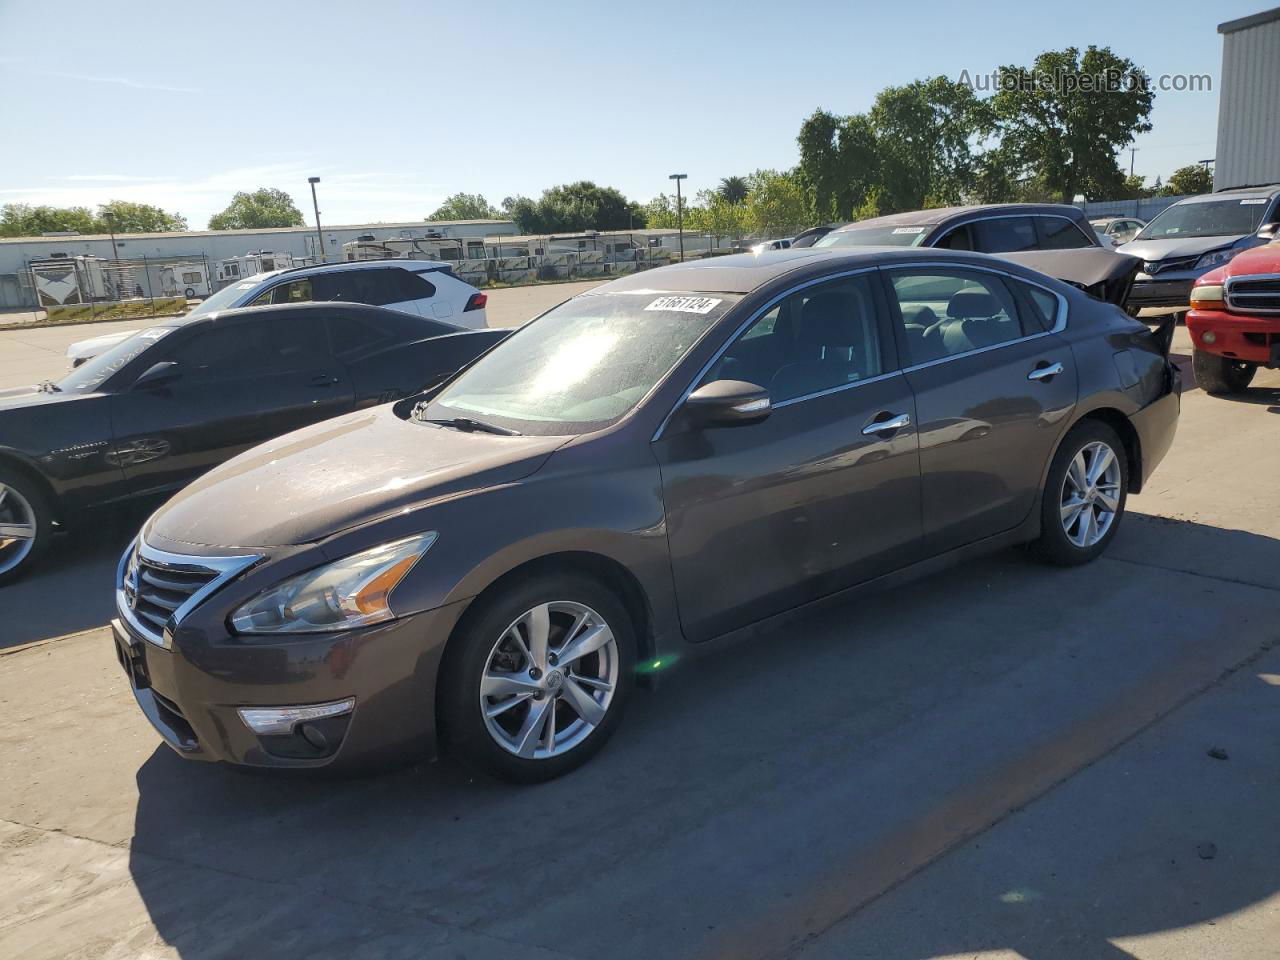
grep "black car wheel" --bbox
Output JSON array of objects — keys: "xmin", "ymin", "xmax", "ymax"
[
  {"xmin": 439, "ymin": 571, "xmax": 635, "ymax": 783},
  {"xmin": 1031, "ymin": 420, "xmax": 1128, "ymax": 567},
  {"xmin": 1193, "ymin": 350, "xmax": 1256, "ymax": 395},
  {"xmin": 0, "ymin": 467, "xmax": 53, "ymax": 586}
]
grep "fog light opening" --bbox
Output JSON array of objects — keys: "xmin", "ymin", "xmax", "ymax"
[
  {"xmin": 299, "ymin": 723, "xmax": 329, "ymax": 751},
  {"xmin": 1201, "ymin": 331, "xmax": 1217, "ymax": 344}
]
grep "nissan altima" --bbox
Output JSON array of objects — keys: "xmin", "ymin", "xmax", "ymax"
[{"xmin": 111, "ymin": 247, "xmax": 1180, "ymax": 782}]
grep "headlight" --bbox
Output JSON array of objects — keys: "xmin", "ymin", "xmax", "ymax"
[
  {"xmin": 1195, "ymin": 248, "xmax": 1240, "ymax": 270},
  {"xmin": 230, "ymin": 533, "xmax": 437, "ymax": 635}
]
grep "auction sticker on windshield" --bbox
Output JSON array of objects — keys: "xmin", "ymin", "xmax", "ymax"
[
  {"xmin": 893, "ymin": 227, "xmax": 926, "ymax": 234},
  {"xmin": 645, "ymin": 296, "xmax": 723, "ymax": 314}
]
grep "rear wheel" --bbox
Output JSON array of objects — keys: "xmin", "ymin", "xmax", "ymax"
[
  {"xmin": 438, "ymin": 572, "xmax": 635, "ymax": 783},
  {"xmin": 1193, "ymin": 349, "xmax": 1256, "ymax": 395},
  {"xmin": 1031, "ymin": 421, "xmax": 1128, "ymax": 567},
  {"xmin": 0, "ymin": 468, "xmax": 53, "ymax": 586}
]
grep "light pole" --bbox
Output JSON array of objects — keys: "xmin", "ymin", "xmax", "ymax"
[
  {"xmin": 308, "ymin": 176, "xmax": 325, "ymax": 263},
  {"xmin": 669, "ymin": 173, "xmax": 687, "ymax": 261}
]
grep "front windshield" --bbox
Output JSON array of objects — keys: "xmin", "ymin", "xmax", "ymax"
[
  {"xmin": 57, "ymin": 325, "xmax": 179, "ymax": 392},
  {"xmin": 426, "ymin": 291, "xmax": 739, "ymax": 435},
  {"xmin": 815, "ymin": 225, "xmax": 931, "ymax": 247},
  {"xmin": 186, "ymin": 277, "xmax": 265, "ymax": 317},
  {"xmin": 1137, "ymin": 198, "xmax": 1271, "ymax": 241}
]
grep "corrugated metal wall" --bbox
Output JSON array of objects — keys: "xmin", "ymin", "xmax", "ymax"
[
  {"xmin": 1215, "ymin": 14, "xmax": 1280, "ymax": 190},
  {"xmin": 1075, "ymin": 196, "xmax": 1189, "ymax": 220}
]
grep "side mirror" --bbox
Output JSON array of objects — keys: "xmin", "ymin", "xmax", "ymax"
[
  {"xmin": 133, "ymin": 361, "xmax": 180, "ymax": 390},
  {"xmin": 1257, "ymin": 222, "xmax": 1279, "ymax": 240},
  {"xmin": 684, "ymin": 379, "xmax": 771, "ymax": 427}
]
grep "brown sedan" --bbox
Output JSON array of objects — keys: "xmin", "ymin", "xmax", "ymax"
[{"xmin": 111, "ymin": 247, "xmax": 1180, "ymax": 782}]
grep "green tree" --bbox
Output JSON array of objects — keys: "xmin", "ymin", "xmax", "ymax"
[
  {"xmin": 504, "ymin": 182, "xmax": 645, "ymax": 233},
  {"xmin": 97, "ymin": 200, "xmax": 186, "ymax": 233},
  {"xmin": 685, "ymin": 189, "xmax": 748, "ymax": 239},
  {"xmin": 717, "ymin": 176, "xmax": 749, "ymax": 205},
  {"xmin": 743, "ymin": 170, "xmax": 810, "ymax": 237},
  {"xmin": 641, "ymin": 193, "xmax": 680, "ymax": 229},
  {"xmin": 1118, "ymin": 174, "xmax": 1155, "ymax": 200},
  {"xmin": 796, "ymin": 110, "xmax": 879, "ymax": 221},
  {"xmin": 429, "ymin": 192, "xmax": 502, "ymax": 221},
  {"xmin": 992, "ymin": 46, "xmax": 1154, "ymax": 202},
  {"xmin": 208, "ymin": 188, "xmax": 305, "ymax": 230},
  {"xmin": 0, "ymin": 203, "xmax": 98, "ymax": 237},
  {"xmin": 1162, "ymin": 164, "xmax": 1214, "ymax": 197}
]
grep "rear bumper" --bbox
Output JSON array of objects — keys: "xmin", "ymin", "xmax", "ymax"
[
  {"xmin": 112, "ymin": 597, "xmax": 470, "ymax": 770},
  {"xmin": 1186, "ymin": 308, "xmax": 1280, "ymax": 366}
]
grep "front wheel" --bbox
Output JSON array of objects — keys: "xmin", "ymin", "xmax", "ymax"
[
  {"xmin": 0, "ymin": 468, "xmax": 53, "ymax": 586},
  {"xmin": 1193, "ymin": 349, "xmax": 1256, "ymax": 395},
  {"xmin": 1031, "ymin": 421, "xmax": 1128, "ymax": 567},
  {"xmin": 438, "ymin": 572, "xmax": 635, "ymax": 783}
]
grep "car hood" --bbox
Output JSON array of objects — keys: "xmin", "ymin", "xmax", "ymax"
[
  {"xmin": 146, "ymin": 406, "xmax": 567, "ymax": 549},
  {"xmin": 1117, "ymin": 235, "xmax": 1241, "ymax": 261},
  {"xmin": 996, "ymin": 248, "xmax": 1141, "ymax": 306},
  {"xmin": 0, "ymin": 384, "xmax": 90, "ymax": 412},
  {"xmin": 66, "ymin": 329, "xmax": 138, "ymax": 361}
]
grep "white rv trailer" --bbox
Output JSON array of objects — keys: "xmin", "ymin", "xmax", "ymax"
[
  {"xmin": 214, "ymin": 251, "xmax": 296, "ymax": 286},
  {"xmin": 28, "ymin": 255, "xmax": 139, "ymax": 306},
  {"xmin": 160, "ymin": 262, "xmax": 211, "ymax": 299}
]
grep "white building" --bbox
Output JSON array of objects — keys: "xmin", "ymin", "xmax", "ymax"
[
  {"xmin": 0, "ymin": 218, "xmax": 518, "ymax": 308},
  {"xmin": 1214, "ymin": 7, "xmax": 1280, "ymax": 191}
]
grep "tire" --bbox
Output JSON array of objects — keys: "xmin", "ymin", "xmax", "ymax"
[
  {"xmin": 1031, "ymin": 420, "xmax": 1128, "ymax": 567},
  {"xmin": 184, "ymin": 287, "xmax": 195, "ymax": 299},
  {"xmin": 438, "ymin": 571, "xmax": 636, "ymax": 783},
  {"xmin": 0, "ymin": 466, "xmax": 54, "ymax": 587},
  {"xmin": 1193, "ymin": 349, "xmax": 1256, "ymax": 395}
]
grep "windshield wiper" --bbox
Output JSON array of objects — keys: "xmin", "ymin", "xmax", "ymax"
[
  {"xmin": 36, "ymin": 379, "xmax": 61, "ymax": 393},
  {"xmin": 420, "ymin": 416, "xmax": 520, "ymax": 436}
]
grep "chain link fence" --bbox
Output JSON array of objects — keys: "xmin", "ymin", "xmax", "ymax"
[{"xmin": 22, "ymin": 253, "xmax": 214, "ymax": 323}]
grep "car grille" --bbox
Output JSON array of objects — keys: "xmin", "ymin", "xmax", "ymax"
[
  {"xmin": 1144, "ymin": 256, "xmax": 1200, "ymax": 275},
  {"xmin": 118, "ymin": 540, "xmax": 260, "ymax": 647},
  {"xmin": 1226, "ymin": 276, "xmax": 1280, "ymax": 314}
]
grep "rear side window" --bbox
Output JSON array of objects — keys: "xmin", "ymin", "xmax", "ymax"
[
  {"xmin": 1017, "ymin": 283, "xmax": 1062, "ymax": 331},
  {"xmin": 394, "ymin": 270, "xmax": 438, "ymax": 302},
  {"xmin": 971, "ymin": 217, "xmax": 1038, "ymax": 253},
  {"xmin": 310, "ymin": 269, "xmax": 406, "ymax": 306},
  {"xmin": 1036, "ymin": 216, "xmax": 1094, "ymax": 250}
]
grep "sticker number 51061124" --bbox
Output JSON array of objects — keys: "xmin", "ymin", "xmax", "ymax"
[{"xmin": 644, "ymin": 296, "xmax": 723, "ymax": 314}]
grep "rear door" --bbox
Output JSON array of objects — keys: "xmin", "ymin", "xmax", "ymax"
[
  {"xmin": 884, "ymin": 265, "xmax": 1076, "ymax": 556},
  {"xmin": 109, "ymin": 313, "xmax": 354, "ymax": 497},
  {"xmin": 969, "ymin": 216, "xmax": 1039, "ymax": 253}
]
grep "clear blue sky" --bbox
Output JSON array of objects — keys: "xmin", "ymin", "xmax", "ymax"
[{"xmin": 0, "ymin": 0, "xmax": 1263, "ymax": 228}]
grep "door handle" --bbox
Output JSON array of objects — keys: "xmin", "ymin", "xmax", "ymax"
[
  {"xmin": 1028, "ymin": 362, "xmax": 1064, "ymax": 382},
  {"xmin": 862, "ymin": 412, "xmax": 911, "ymax": 436}
]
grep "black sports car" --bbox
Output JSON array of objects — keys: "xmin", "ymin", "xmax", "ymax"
[{"xmin": 0, "ymin": 302, "xmax": 505, "ymax": 584}]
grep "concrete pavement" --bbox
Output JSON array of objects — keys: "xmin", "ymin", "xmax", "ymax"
[
  {"xmin": 0, "ymin": 279, "xmax": 604, "ymax": 391},
  {"xmin": 1, "ymin": 331, "xmax": 1279, "ymax": 959}
]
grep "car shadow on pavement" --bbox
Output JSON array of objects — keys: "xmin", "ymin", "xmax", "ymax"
[
  {"xmin": 122, "ymin": 515, "xmax": 1280, "ymax": 960},
  {"xmin": 1217, "ymin": 382, "xmax": 1280, "ymax": 412},
  {"xmin": 2, "ymin": 505, "xmax": 144, "ymax": 650}
]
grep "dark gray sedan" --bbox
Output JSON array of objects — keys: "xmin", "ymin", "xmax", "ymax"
[{"xmin": 111, "ymin": 248, "xmax": 1180, "ymax": 782}]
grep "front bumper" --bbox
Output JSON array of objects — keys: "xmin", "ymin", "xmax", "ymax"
[
  {"xmin": 112, "ymin": 596, "xmax": 470, "ymax": 770},
  {"xmin": 1186, "ymin": 308, "xmax": 1280, "ymax": 366},
  {"xmin": 1127, "ymin": 274, "xmax": 1196, "ymax": 310}
]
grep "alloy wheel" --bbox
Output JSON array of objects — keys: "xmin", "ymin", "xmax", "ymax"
[
  {"xmin": 0, "ymin": 483, "xmax": 38, "ymax": 576},
  {"xmin": 1059, "ymin": 440, "xmax": 1122, "ymax": 548},
  {"xmin": 479, "ymin": 600, "xmax": 619, "ymax": 759}
]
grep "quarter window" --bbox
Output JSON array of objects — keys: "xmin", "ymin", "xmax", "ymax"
[
  {"xmin": 971, "ymin": 217, "xmax": 1038, "ymax": 253},
  {"xmin": 888, "ymin": 270, "xmax": 1026, "ymax": 364},
  {"xmin": 704, "ymin": 275, "xmax": 884, "ymax": 404}
]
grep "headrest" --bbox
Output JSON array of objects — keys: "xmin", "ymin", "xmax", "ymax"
[{"xmin": 947, "ymin": 291, "xmax": 1001, "ymax": 319}]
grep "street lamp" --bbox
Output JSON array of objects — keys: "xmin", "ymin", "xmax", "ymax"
[
  {"xmin": 669, "ymin": 173, "xmax": 687, "ymax": 261},
  {"xmin": 308, "ymin": 176, "xmax": 325, "ymax": 263}
]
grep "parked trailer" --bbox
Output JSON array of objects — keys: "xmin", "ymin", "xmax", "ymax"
[
  {"xmin": 28, "ymin": 255, "xmax": 138, "ymax": 306},
  {"xmin": 160, "ymin": 262, "xmax": 211, "ymax": 299},
  {"xmin": 343, "ymin": 235, "xmax": 489, "ymax": 263},
  {"xmin": 214, "ymin": 251, "xmax": 296, "ymax": 286}
]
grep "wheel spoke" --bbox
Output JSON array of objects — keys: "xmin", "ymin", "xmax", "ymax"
[
  {"xmin": 1082, "ymin": 505, "xmax": 1098, "ymax": 545},
  {"xmin": 558, "ymin": 622, "xmax": 613, "ymax": 667},
  {"xmin": 568, "ymin": 673, "xmax": 613, "ymax": 693},
  {"xmin": 481, "ymin": 670, "xmax": 542, "ymax": 700},
  {"xmin": 523, "ymin": 603, "xmax": 552, "ymax": 670},
  {"xmin": 513, "ymin": 696, "xmax": 556, "ymax": 758},
  {"xmin": 1087, "ymin": 445, "xmax": 1115, "ymax": 486},
  {"xmin": 1060, "ymin": 498, "xmax": 1086, "ymax": 528},
  {"xmin": 1095, "ymin": 489, "xmax": 1120, "ymax": 513},
  {"xmin": 0, "ymin": 486, "xmax": 8, "ymax": 509},
  {"xmin": 0, "ymin": 522, "xmax": 34, "ymax": 540},
  {"xmin": 559, "ymin": 677, "xmax": 606, "ymax": 726},
  {"xmin": 485, "ymin": 692, "xmax": 534, "ymax": 718},
  {"xmin": 1067, "ymin": 453, "xmax": 1087, "ymax": 495}
]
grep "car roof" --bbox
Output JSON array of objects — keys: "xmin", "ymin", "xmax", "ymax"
[
  {"xmin": 253, "ymin": 258, "xmax": 456, "ymax": 283},
  {"xmin": 828, "ymin": 203, "xmax": 1087, "ymax": 232},
  {"xmin": 1179, "ymin": 185, "xmax": 1280, "ymax": 204},
  {"xmin": 596, "ymin": 247, "xmax": 1051, "ymax": 296},
  {"xmin": 185, "ymin": 300, "xmax": 461, "ymax": 332}
]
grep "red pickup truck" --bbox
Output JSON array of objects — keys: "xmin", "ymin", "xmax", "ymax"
[{"xmin": 1187, "ymin": 242, "xmax": 1280, "ymax": 394}]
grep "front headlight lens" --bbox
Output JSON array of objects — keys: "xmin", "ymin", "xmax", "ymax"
[
  {"xmin": 1195, "ymin": 248, "xmax": 1240, "ymax": 270},
  {"xmin": 230, "ymin": 533, "xmax": 437, "ymax": 635}
]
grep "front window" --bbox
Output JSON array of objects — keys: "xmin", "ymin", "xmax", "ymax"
[
  {"xmin": 424, "ymin": 291, "xmax": 739, "ymax": 435},
  {"xmin": 187, "ymin": 279, "xmax": 260, "ymax": 317},
  {"xmin": 816, "ymin": 225, "xmax": 931, "ymax": 248},
  {"xmin": 57, "ymin": 325, "xmax": 179, "ymax": 392},
  {"xmin": 1137, "ymin": 198, "xmax": 1271, "ymax": 240}
]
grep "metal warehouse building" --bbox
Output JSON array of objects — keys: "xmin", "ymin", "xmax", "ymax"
[
  {"xmin": 1214, "ymin": 6, "xmax": 1280, "ymax": 191},
  {"xmin": 0, "ymin": 218, "xmax": 518, "ymax": 309}
]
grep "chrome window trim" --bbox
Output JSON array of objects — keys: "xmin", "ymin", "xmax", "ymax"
[
  {"xmin": 116, "ymin": 538, "xmax": 261, "ymax": 649},
  {"xmin": 649, "ymin": 261, "xmax": 1068, "ymax": 441},
  {"xmin": 1224, "ymin": 272, "xmax": 1280, "ymax": 315},
  {"xmin": 650, "ymin": 266, "xmax": 880, "ymax": 441}
]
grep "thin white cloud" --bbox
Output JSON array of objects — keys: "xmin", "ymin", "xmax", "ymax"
[
  {"xmin": 38, "ymin": 70, "xmax": 201, "ymax": 94},
  {"xmin": 61, "ymin": 174, "xmax": 165, "ymax": 182}
]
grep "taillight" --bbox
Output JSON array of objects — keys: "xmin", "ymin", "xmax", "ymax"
[{"xmin": 464, "ymin": 292, "xmax": 487, "ymax": 312}]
